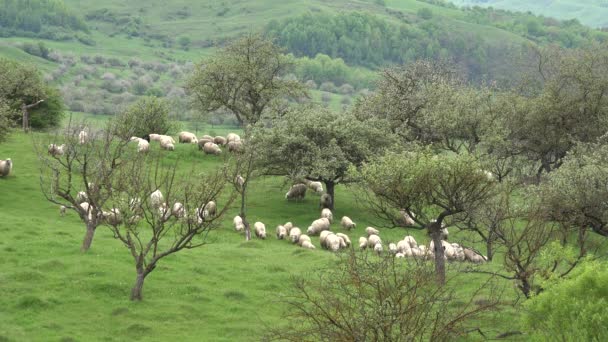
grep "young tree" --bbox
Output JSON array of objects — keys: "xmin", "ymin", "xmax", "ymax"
[
  {"xmin": 104, "ymin": 153, "xmax": 236, "ymax": 301},
  {"xmin": 111, "ymin": 96, "xmax": 174, "ymax": 140},
  {"xmin": 358, "ymin": 151, "xmax": 495, "ymax": 284},
  {"xmin": 37, "ymin": 120, "xmax": 132, "ymax": 252},
  {"xmin": 186, "ymin": 34, "xmax": 308, "ymax": 125},
  {"xmin": 253, "ymin": 106, "xmax": 391, "ymax": 210}
]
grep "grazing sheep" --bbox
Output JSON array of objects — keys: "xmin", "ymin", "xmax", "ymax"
[
  {"xmin": 149, "ymin": 134, "xmax": 162, "ymax": 142},
  {"xmin": 160, "ymin": 135, "xmax": 175, "ymax": 144},
  {"xmin": 335, "ymin": 233, "xmax": 351, "ymax": 247},
  {"xmin": 358, "ymin": 236, "xmax": 368, "ymax": 249},
  {"xmin": 365, "ymin": 227, "xmax": 380, "ymax": 236},
  {"xmin": 463, "ymin": 248, "xmax": 487, "ymax": 264},
  {"xmin": 201, "ymin": 135, "xmax": 213, "ymax": 140},
  {"xmin": 276, "ymin": 225, "xmax": 287, "ymax": 240},
  {"xmin": 150, "ymin": 190, "xmax": 164, "ymax": 208},
  {"xmin": 59, "ymin": 205, "xmax": 66, "ymax": 216},
  {"xmin": 76, "ymin": 191, "xmax": 88, "ymax": 204},
  {"xmin": 389, "ymin": 243, "xmax": 398, "ymax": 254},
  {"xmin": 307, "ymin": 218, "xmax": 331, "ymax": 235},
  {"xmin": 227, "ymin": 141, "xmax": 243, "ymax": 153},
  {"xmin": 320, "ymin": 230, "xmax": 333, "ymax": 248},
  {"xmin": 395, "ymin": 252, "xmax": 405, "ymax": 258},
  {"xmin": 285, "ymin": 183, "xmax": 307, "ymax": 201},
  {"xmin": 202, "ymin": 201, "xmax": 217, "ymax": 219},
  {"xmin": 48, "ymin": 144, "xmax": 66, "ymax": 157},
  {"xmin": 289, "ymin": 227, "xmax": 302, "ymax": 243},
  {"xmin": 298, "ymin": 234, "xmax": 312, "ymax": 246},
  {"xmin": 319, "ymin": 193, "xmax": 332, "ymax": 209},
  {"xmin": 172, "ymin": 202, "xmax": 185, "ymax": 218},
  {"xmin": 79, "ymin": 202, "xmax": 93, "ymax": 221},
  {"xmin": 451, "ymin": 243, "xmax": 466, "ymax": 261},
  {"xmin": 324, "ymin": 234, "xmax": 342, "ymax": 252},
  {"xmin": 235, "ymin": 175, "xmax": 245, "ymax": 188},
  {"xmin": 441, "ymin": 228, "xmax": 449, "ymax": 240},
  {"xmin": 233, "ymin": 216, "xmax": 245, "ymax": 232},
  {"xmin": 442, "ymin": 241, "xmax": 457, "ymax": 260},
  {"xmin": 159, "ymin": 203, "xmax": 172, "ymax": 221},
  {"xmin": 203, "ymin": 142, "xmax": 222, "ymax": 155},
  {"xmin": 0, "ymin": 158, "xmax": 12, "ymax": 177},
  {"xmin": 198, "ymin": 138, "xmax": 214, "ymax": 150},
  {"xmin": 160, "ymin": 137, "xmax": 175, "ymax": 151},
  {"xmin": 284, "ymin": 222, "xmax": 293, "ymax": 233},
  {"xmin": 403, "ymin": 235, "xmax": 418, "ymax": 248},
  {"xmin": 254, "ymin": 222, "xmax": 267, "ymax": 239},
  {"xmin": 341, "ymin": 216, "xmax": 356, "ymax": 230},
  {"xmin": 79, "ymin": 130, "xmax": 88, "ymax": 144},
  {"xmin": 102, "ymin": 208, "xmax": 122, "ymax": 226},
  {"xmin": 305, "ymin": 180, "xmax": 324, "ymax": 194},
  {"xmin": 418, "ymin": 245, "xmax": 429, "ymax": 258},
  {"xmin": 398, "ymin": 209, "xmax": 416, "ymax": 226},
  {"xmin": 226, "ymin": 133, "xmax": 241, "ymax": 143},
  {"xmin": 367, "ymin": 234, "xmax": 381, "ymax": 248},
  {"xmin": 137, "ymin": 139, "xmax": 150, "ymax": 153},
  {"xmin": 374, "ymin": 243, "xmax": 383, "ymax": 254},
  {"xmin": 214, "ymin": 136, "xmax": 227, "ymax": 146},
  {"xmin": 397, "ymin": 240, "xmax": 411, "ymax": 254},
  {"xmin": 301, "ymin": 240, "xmax": 316, "ymax": 249},
  {"xmin": 179, "ymin": 132, "xmax": 198, "ymax": 144},
  {"xmin": 321, "ymin": 208, "xmax": 333, "ymax": 223}
]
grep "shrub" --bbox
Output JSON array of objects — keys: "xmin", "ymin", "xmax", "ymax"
[
  {"xmin": 337, "ymin": 83, "xmax": 355, "ymax": 95},
  {"xmin": 319, "ymin": 81, "xmax": 337, "ymax": 93},
  {"xmin": 111, "ymin": 97, "xmax": 174, "ymax": 139},
  {"xmin": 321, "ymin": 93, "xmax": 332, "ymax": 103}
]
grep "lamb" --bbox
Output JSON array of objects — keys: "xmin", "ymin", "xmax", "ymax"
[
  {"xmin": 0, "ymin": 158, "xmax": 12, "ymax": 177},
  {"xmin": 358, "ymin": 236, "xmax": 368, "ymax": 249},
  {"xmin": 335, "ymin": 233, "xmax": 351, "ymax": 247},
  {"xmin": 59, "ymin": 205, "xmax": 67, "ymax": 216},
  {"xmin": 284, "ymin": 222, "xmax": 294, "ymax": 233},
  {"xmin": 289, "ymin": 227, "xmax": 302, "ymax": 243},
  {"xmin": 79, "ymin": 130, "xmax": 88, "ymax": 144},
  {"xmin": 321, "ymin": 208, "xmax": 333, "ymax": 223},
  {"xmin": 307, "ymin": 218, "xmax": 331, "ymax": 235},
  {"xmin": 367, "ymin": 234, "xmax": 381, "ymax": 248},
  {"xmin": 48, "ymin": 144, "xmax": 66, "ymax": 157},
  {"xmin": 226, "ymin": 133, "xmax": 241, "ymax": 143},
  {"xmin": 203, "ymin": 142, "xmax": 222, "ymax": 155},
  {"xmin": 179, "ymin": 132, "xmax": 198, "ymax": 144},
  {"xmin": 233, "ymin": 216, "xmax": 245, "ymax": 232},
  {"xmin": 276, "ymin": 225, "xmax": 287, "ymax": 240},
  {"xmin": 214, "ymin": 136, "xmax": 227, "ymax": 146},
  {"xmin": 463, "ymin": 248, "xmax": 487, "ymax": 264},
  {"xmin": 305, "ymin": 180, "xmax": 324, "ymax": 194},
  {"xmin": 340, "ymin": 216, "xmax": 356, "ymax": 230},
  {"xmin": 150, "ymin": 190, "xmax": 164, "ymax": 208},
  {"xmin": 254, "ymin": 222, "xmax": 267, "ymax": 239},
  {"xmin": 172, "ymin": 202, "xmax": 185, "ymax": 219},
  {"xmin": 227, "ymin": 141, "xmax": 243, "ymax": 153},
  {"xmin": 76, "ymin": 191, "xmax": 88, "ymax": 204},
  {"xmin": 365, "ymin": 227, "xmax": 380, "ymax": 236},
  {"xmin": 285, "ymin": 183, "xmax": 307, "ymax": 201},
  {"xmin": 319, "ymin": 193, "xmax": 332, "ymax": 209},
  {"xmin": 298, "ymin": 234, "xmax": 312, "ymax": 247},
  {"xmin": 301, "ymin": 240, "xmax": 316, "ymax": 249}
]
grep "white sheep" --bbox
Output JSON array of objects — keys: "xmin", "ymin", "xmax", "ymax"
[
  {"xmin": 365, "ymin": 227, "xmax": 380, "ymax": 236},
  {"xmin": 289, "ymin": 227, "xmax": 302, "ymax": 243},
  {"xmin": 198, "ymin": 138, "xmax": 214, "ymax": 150},
  {"xmin": 340, "ymin": 216, "xmax": 356, "ymax": 230},
  {"xmin": 285, "ymin": 184, "xmax": 307, "ymax": 201},
  {"xmin": 233, "ymin": 216, "xmax": 245, "ymax": 232},
  {"xmin": 284, "ymin": 222, "xmax": 293, "ymax": 233},
  {"xmin": 451, "ymin": 243, "xmax": 466, "ymax": 261},
  {"xmin": 320, "ymin": 230, "xmax": 333, "ymax": 248},
  {"xmin": 172, "ymin": 202, "xmax": 185, "ymax": 218},
  {"xmin": 335, "ymin": 233, "xmax": 351, "ymax": 247},
  {"xmin": 76, "ymin": 191, "xmax": 88, "ymax": 204},
  {"xmin": 227, "ymin": 141, "xmax": 243, "ymax": 153},
  {"xmin": 214, "ymin": 136, "xmax": 227, "ymax": 146},
  {"xmin": 301, "ymin": 240, "xmax": 316, "ymax": 249},
  {"xmin": 389, "ymin": 243, "xmax": 398, "ymax": 254},
  {"xmin": 150, "ymin": 190, "xmax": 164, "ymax": 208},
  {"xmin": 179, "ymin": 132, "xmax": 198, "ymax": 144},
  {"xmin": 137, "ymin": 139, "xmax": 150, "ymax": 153},
  {"xmin": 102, "ymin": 208, "xmax": 122, "ymax": 226},
  {"xmin": 396, "ymin": 240, "xmax": 411, "ymax": 254},
  {"xmin": 324, "ymin": 234, "xmax": 342, "ymax": 252},
  {"xmin": 403, "ymin": 235, "xmax": 418, "ymax": 248},
  {"xmin": 160, "ymin": 137, "xmax": 174, "ymax": 151},
  {"xmin": 203, "ymin": 201, "xmax": 217, "ymax": 218},
  {"xmin": 203, "ymin": 142, "xmax": 222, "ymax": 155},
  {"xmin": 0, "ymin": 158, "xmax": 12, "ymax": 177},
  {"xmin": 399, "ymin": 209, "xmax": 416, "ymax": 226},
  {"xmin": 463, "ymin": 248, "xmax": 487, "ymax": 264},
  {"xmin": 235, "ymin": 175, "xmax": 245, "ymax": 188},
  {"xmin": 160, "ymin": 135, "xmax": 175, "ymax": 144},
  {"xmin": 298, "ymin": 234, "xmax": 312, "ymax": 247},
  {"xmin": 395, "ymin": 252, "xmax": 405, "ymax": 258},
  {"xmin": 307, "ymin": 217, "xmax": 331, "ymax": 235},
  {"xmin": 305, "ymin": 180, "xmax": 324, "ymax": 194},
  {"xmin": 319, "ymin": 193, "xmax": 332, "ymax": 209},
  {"xmin": 226, "ymin": 133, "xmax": 241, "ymax": 143},
  {"xmin": 321, "ymin": 208, "xmax": 333, "ymax": 223},
  {"xmin": 48, "ymin": 144, "xmax": 66, "ymax": 157},
  {"xmin": 374, "ymin": 243, "xmax": 383, "ymax": 254},
  {"xmin": 367, "ymin": 234, "xmax": 381, "ymax": 248},
  {"xmin": 59, "ymin": 205, "xmax": 67, "ymax": 216},
  {"xmin": 254, "ymin": 222, "xmax": 266, "ymax": 239},
  {"xmin": 149, "ymin": 134, "xmax": 162, "ymax": 142},
  {"xmin": 79, "ymin": 130, "xmax": 88, "ymax": 144},
  {"xmin": 358, "ymin": 236, "xmax": 368, "ymax": 249},
  {"xmin": 159, "ymin": 203, "xmax": 172, "ymax": 221},
  {"xmin": 276, "ymin": 225, "xmax": 287, "ymax": 240}
]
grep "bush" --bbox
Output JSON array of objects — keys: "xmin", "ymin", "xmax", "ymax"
[
  {"xmin": 319, "ymin": 81, "xmax": 337, "ymax": 93},
  {"xmin": 321, "ymin": 93, "xmax": 332, "ymax": 103},
  {"xmin": 111, "ymin": 97, "xmax": 174, "ymax": 139},
  {"xmin": 337, "ymin": 83, "xmax": 355, "ymax": 95}
]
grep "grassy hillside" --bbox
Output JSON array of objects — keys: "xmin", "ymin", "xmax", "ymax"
[{"xmin": 452, "ymin": 0, "xmax": 608, "ymax": 28}]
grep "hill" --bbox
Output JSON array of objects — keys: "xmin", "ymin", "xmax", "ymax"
[{"xmin": 452, "ymin": 0, "xmax": 608, "ymax": 28}]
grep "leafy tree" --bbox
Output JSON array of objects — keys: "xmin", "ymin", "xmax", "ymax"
[
  {"xmin": 358, "ymin": 151, "xmax": 495, "ymax": 284},
  {"xmin": 0, "ymin": 98, "xmax": 13, "ymax": 142},
  {"xmin": 253, "ymin": 106, "xmax": 391, "ymax": 210},
  {"xmin": 187, "ymin": 34, "xmax": 307, "ymax": 125},
  {"xmin": 112, "ymin": 97, "xmax": 174, "ymax": 140}
]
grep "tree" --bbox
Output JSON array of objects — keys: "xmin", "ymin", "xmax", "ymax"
[
  {"xmin": 0, "ymin": 98, "xmax": 13, "ymax": 143},
  {"xmin": 187, "ymin": 34, "xmax": 307, "ymax": 125},
  {"xmin": 268, "ymin": 250, "xmax": 501, "ymax": 341},
  {"xmin": 253, "ymin": 106, "xmax": 391, "ymax": 210},
  {"xmin": 358, "ymin": 151, "xmax": 495, "ymax": 284},
  {"xmin": 103, "ymin": 152, "xmax": 236, "ymax": 301},
  {"xmin": 178, "ymin": 36, "xmax": 191, "ymax": 50},
  {"xmin": 37, "ymin": 120, "xmax": 132, "ymax": 252},
  {"xmin": 111, "ymin": 96, "xmax": 174, "ymax": 140}
]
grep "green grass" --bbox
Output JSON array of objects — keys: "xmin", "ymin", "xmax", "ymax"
[{"xmin": 0, "ymin": 130, "xmax": 526, "ymax": 341}]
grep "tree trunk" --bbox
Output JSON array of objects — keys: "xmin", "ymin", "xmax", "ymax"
[
  {"xmin": 325, "ymin": 181, "xmax": 335, "ymax": 210},
  {"xmin": 240, "ymin": 188, "xmax": 251, "ymax": 241},
  {"xmin": 22, "ymin": 104, "xmax": 29, "ymax": 133},
  {"xmin": 81, "ymin": 222, "xmax": 96, "ymax": 252},
  {"xmin": 131, "ymin": 270, "xmax": 146, "ymax": 301},
  {"xmin": 430, "ymin": 223, "xmax": 446, "ymax": 285},
  {"xmin": 486, "ymin": 228, "xmax": 495, "ymax": 261}
]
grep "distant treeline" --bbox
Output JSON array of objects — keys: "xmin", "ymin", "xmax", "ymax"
[{"xmin": 0, "ymin": 0, "xmax": 89, "ymax": 41}]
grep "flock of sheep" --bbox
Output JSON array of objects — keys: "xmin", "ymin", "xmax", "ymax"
[{"xmin": 130, "ymin": 131, "xmax": 243, "ymax": 155}]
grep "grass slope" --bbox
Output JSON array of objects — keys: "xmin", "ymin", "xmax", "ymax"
[{"xmin": 0, "ymin": 129, "xmax": 522, "ymax": 341}]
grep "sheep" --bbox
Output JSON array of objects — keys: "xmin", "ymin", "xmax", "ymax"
[
  {"xmin": 137, "ymin": 139, "xmax": 150, "ymax": 153},
  {"xmin": 298, "ymin": 234, "xmax": 312, "ymax": 247},
  {"xmin": 226, "ymin": 133, "xmax": 241, "ymax": 143},
  {"xmin": 451, "ymin": 243, "xmax": 466, "ymax": 261},
  {"xmin": 235, "ymin": 175, "xmax": 245, "ymax": 188},
  {"xmin": 276, "ymin": 225, "xmax": 287, "ymax": 240},
  {"xmin": 79, "ymin": 202, "xmax": 93, "ymax": 221},
  {"xmin": 367, "ymin": 234, "xmax": 381, "ymax": 248},
  {"xmin": 397, "ymin": 240, "xmax": 411, "ymax": 254},
  {"xmin": 201, "ymin": 135, "xmax": 213, "ymax": 141},
  {"xmin": 319, "ymin": 193, "xmax": 332, "ymax": 209},
  {"xmin": 441, "ymin": 228, "xmax": 449, "ymax": 240},
  {"xmin": 289, "ymin": 227, "xmax": 302, "ymax": 243},
  {"xmin": 59, "ymin": 205, "xmax": 66, "ymax": 216},
  {"xmin": 395, "ymin": 252, "xmax": 405, "ymax": 258},
  {"xmin": 48, "ymin": 144, "xmax": 66, "ymax": 157},
  {"xmin": 102, "ymin": 208, "xmax": 122, "ymax": 226},
  {"xmin": 365, "ymin": 227, "xmax": 380, "ymax": 236},
  {"xmin": 203, "ymin": 201, "xmax": 217, "ymax": 219},
  {"xmin": 301, "ymin": 240, "xmax": 316, "ymax": 249},
  {"xmin": 335, "ymin": 233, "xmax": 351, "ymax": 247},
  {"xmin": 324, "ymin": 234, "xmax": 342, "ymax": 252},
  {"xmin": 214, "ymin": 136, "xmax": 227, "ymax": 146},
  {"xmin": 198, "ymin": 138, "xmax": 214, "ymax": 150},
  {"xmin": 0, "ymin": 158, "xmax": 12, "ymax": 177},
  {"xmin": 442, "ymin": 241, "xmax": 457, "ymax": 260},
  {"xmin": 150, "ymin": 190, "xmax": 164, "ymax": 208},
  {"xmin": 159, "ymin": 203, "xmax": 172, "ymax": 221},
  {"xmin": 358, "ymin": 237, "xmax": 368, "ymax": 249},
  {"xmin": 336, "ymin": 235, "xmax": 348, "ymax": 249},
  {"xmin": 321, "ymin": 208, "xmax": 333, "ymax": 223},
  {"xmin": 179, "ymin": 132, "xmax": 198, "ymax": 144},
  {"xmin": 340, "ymin": 216, "xmax": 356, "ymax": 230},
  {"xmin": 305, "ymin": 180, "xmax": 324, "ymax": 194},
  {"xmin": 307, "ymin": 217, "xmax": 331, "ymax": 235},
  {"xmin": 389, "ymin": 243, "xmax": 398, "ymax": 254},
  {"xmin": 227, "ymin": 141, "xmax": 243, "ymax": 153},
  {"xmin": 398, "ymin": 209, "xmax": 416, "ymax": 226},
  {"xmin": 160, "ymin": 137, "xmax": 175, "ymax": 151},
  {"xmin": 172, "ymin": 202, "xmax": 185, "ymax": 219},
  {"xmin": 374, "ymin": 243, "xmax": 383, "ymax": 254},
  {"xmin": 320, "ymin": 231, "xmax": 333, "ymax": 248},
  {"xmin": 284, "ymin": 222, "xmax": 294, "ymax": 233},
  {"xmin": 254, "ymin": 222, "xmax": 266, "ymax": 239},
  {"xmin": 149, "ymin": 134, "xmax": 162, "ymax": 142},
  {"xmin": 403, "ymin": 235, "xmax": 418, "ymax": 248},
  {"xmin": 285, "ymin": 183, "xmax": 307, "ymax": 201},
  {"xmin": 203, "ymin": 142, "xmax": 222, "ymax": 155},
  {"xmin": 233, "ymin": 216, "xmax": 245, "ymax": 232},
  {"xmin": 76, "ymin": 191, "xmax": 88, "ymax": 204},
  {"xmin": 79, "ymin": 130, "xmax": 88, "ymax": 144},
  {"xmin": 160, "ymin": 135, "xmax": 175, "ymax": 144},
  {"xmin": 463, "ymin": 248, "xmax": 487, "ymax": 264}
]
